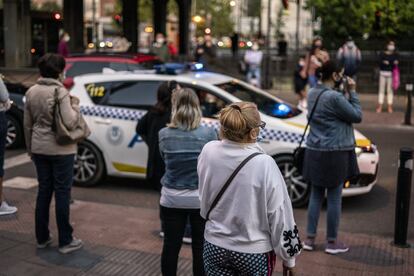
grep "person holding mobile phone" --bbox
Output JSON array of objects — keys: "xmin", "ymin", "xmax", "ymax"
[{"xmin": 303, "ymin": 60, "xmax": 361, "ymax": 255}]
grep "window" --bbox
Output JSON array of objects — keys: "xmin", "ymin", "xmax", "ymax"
[
  {"xmin": 85, "ymin": 81, "xmax": 161, "ymax": 109},
  {"xmin": 217, "ymin": 81, "xmax": 301, "ymax": 119},
  {"xmin": 180, "ymin": 84, "xmax": 228, "ymax": 118},
  {"xmin": 66, "ymin": 62, "xmax": 110, "ymax": 77}
]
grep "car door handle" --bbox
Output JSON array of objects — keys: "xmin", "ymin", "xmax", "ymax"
[{"xmin": 94, "ymin": 118, "xmax": 112, "ymax": 125}]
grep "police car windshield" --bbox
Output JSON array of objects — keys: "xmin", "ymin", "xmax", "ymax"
[{"xmin": 217, "ymin": 81, "xmax": 301, "ymax": 119}]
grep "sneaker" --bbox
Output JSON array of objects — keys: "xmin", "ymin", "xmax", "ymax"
[
  {"xmin": 58, "ymin": 238, "xmax": 83, "ymax": 254},
  {"xmin": 37, "ymin": 236, "xmax": 53, "ymax": 249},
  {"xmin": 303, "ymin": 238, "xmax": 315, "ymax": 251},
  {"xmin": 325, "ymin": 241, "xmax": 349, "ymax": 255},
  {"xmin": 0, "ymin": 201, "xmax": 18, "ymax": 216}
]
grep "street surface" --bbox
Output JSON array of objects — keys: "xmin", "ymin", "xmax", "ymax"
[{"xmin": 3, "ymin": 125, "xmax": 414, "ymax": 241}]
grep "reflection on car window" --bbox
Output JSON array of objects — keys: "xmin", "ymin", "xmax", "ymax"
[
  {"xmin": 85, "ymin": 81, "xmax": 161, "ymax": 109},
  {"xmin": 66, "ymin": 62, "xmax": 109, "ymax": 77},
  {"xmin": 217, "ymin": 81, "xmax": 301, "ymax": 119},
  {"xmin": 179, "ymin": 84, "xmax": 227, "ymax": 118}
]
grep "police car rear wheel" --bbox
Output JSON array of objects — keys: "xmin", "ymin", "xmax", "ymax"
[
  {"xmin": 6, "ymin": 115, "xmax": 23, "ymax": 149},
  {"xmin": 73, "ymin": 141, "xmax": 105, "ymax": 187},
  {"xmin": 274, "ymin": 155, "xmax": 310, "ymax": 208}
]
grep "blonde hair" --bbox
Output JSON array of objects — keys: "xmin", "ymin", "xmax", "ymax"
[
  {"xmin": 219, "ymin": 102, "xmax": 261, "ymax": 142},
  {"xmin": 168, "ymin": 88, "xmax": 202, "ymax": 130}
]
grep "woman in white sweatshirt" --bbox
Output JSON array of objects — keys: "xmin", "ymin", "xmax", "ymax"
[{"xmin": 198, "ymin": 102, "xmax": 301, "ymax": 275}]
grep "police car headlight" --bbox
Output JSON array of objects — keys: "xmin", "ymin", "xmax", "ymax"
[{"xmin": 355, "ymin": 144, "xmax": 377, "ymax": 156}]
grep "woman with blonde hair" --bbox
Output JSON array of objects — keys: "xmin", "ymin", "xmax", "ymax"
[
  {"xmin": 159, "ymin": 88, "xmax": 217, "ymax": 276},
  {"xmin": 198, "ymin": 102, "xmax": 301, "ymax": 275}
]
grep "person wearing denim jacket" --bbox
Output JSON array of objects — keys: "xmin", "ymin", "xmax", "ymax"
[
  {"xmin": 302, "ymin": 60, "xmax": 362, "ymax": 255},
  {"xmin": 158, "ymin": 88, "xmax": 217, "ymax": 276}
]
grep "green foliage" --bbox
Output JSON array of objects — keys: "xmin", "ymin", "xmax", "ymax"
[
  {"xmin": 306, "ymin": 0, "xmax": 414, "ymax": 42},
  {"xmin": 31, "ymin": 1, "xmax": 62, "ymax": 11},
  {"xmin": 114, "ymin": 0, "xmax": 153, "ymax": 24},
  {"xmin": 113, "ymin": 0, "xmax": 234, "ymax": 37},
  {"xmin": 194, "ymin": 0, "xmax": 235, "ymax": 37}
]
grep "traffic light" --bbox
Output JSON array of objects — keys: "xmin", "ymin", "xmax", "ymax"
[
  {"xmin": 53, "ymin": 12, "xmax": 62, "ymax": 21},
  {"xmin": 282, "ymin": 0, "xmax": 289, "ymax": 9},
  {"xmin": 373, "ymin": 10, "xmax": 381, "ymax": 31},
  {"xmin": 114, "ymin": 14, "xmax": 122, "ymax": 26}
]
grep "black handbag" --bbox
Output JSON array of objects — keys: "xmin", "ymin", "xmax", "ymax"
[{"xmin": 293, "ymin": 89, "xmax": 328, "ymax": 174}]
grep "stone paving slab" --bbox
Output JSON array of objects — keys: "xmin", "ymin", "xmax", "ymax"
[{"xmin": 0, "ymin": 188, "xmax": 413, "ymax": 275}]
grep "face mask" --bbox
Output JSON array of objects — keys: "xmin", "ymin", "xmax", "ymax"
[
  {"xmin": 156, "ymin": 38, "xmax": 165, "ymax": 44},
  {"xmin": 387, "ymin": 45, "xmax": 395, "ymax": 51},
  {"xmin": 346, "ymin": 41, "xmax": 354, "ymax": 48}
]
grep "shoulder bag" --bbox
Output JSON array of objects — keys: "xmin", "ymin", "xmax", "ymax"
[
  {"xmin": 206, "ymin": 152, "xmax": 263, "ymax": 221},
  {"xmin": 293, "ymin": 88, "xmax": 328, "ymax": 174},
  {"xmin": 52, "ymin": 87, "xmax": 91, "ymax": 145}
]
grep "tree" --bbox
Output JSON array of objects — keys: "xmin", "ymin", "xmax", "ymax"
[
  {"xmin": 306, "ymin": 0, "xmax": 414, "ymax": 45},
  {"xmin": 193, "ymin": 0, "xmax": 234, "ymax": 37},
  {"xmin": 31, "ymin": 1, "xmax": 62, "ymax": 11}
]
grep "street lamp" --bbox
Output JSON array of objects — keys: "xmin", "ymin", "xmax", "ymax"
[{"xmin": 192, "ymin": 15, "xmax": 203, "ymax": 24}]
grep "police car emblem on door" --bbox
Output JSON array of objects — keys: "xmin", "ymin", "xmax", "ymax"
[{"xmin": 107, "ymin": 126, "xmax": 124, "ymax": 145}]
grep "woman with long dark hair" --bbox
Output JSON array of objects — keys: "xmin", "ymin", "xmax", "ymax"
[
  {"xmin": 303, "ymin": 60, "xmax": 362, "ymax": 254},
  {"xmin": 136, "ymin": 81, "xmax": 177, "ymax": 191}
]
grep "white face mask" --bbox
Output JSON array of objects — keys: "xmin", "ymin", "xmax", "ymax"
[
  {"xmin": 156, "ymin": 38, "xmax": 165, "ymax": 44},
  {"xmin": 346, "ymin": 41, "xmax": 354, "ymax": 48},
  {"xmin": 63, "ymin": 35, "xmax": 70, "ymax": 42},
  {"xmin": 387, "ymin": 45, "xmax": 395, "ymax": 51}
]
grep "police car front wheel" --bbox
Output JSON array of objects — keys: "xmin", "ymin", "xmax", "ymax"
[
  {"xmin": 73, "ymin": 141, "xmax": 105, "ymax": 187},
  {"xmin": 274, "ymin": 154, "xmax": 310, "ymax": 208}
]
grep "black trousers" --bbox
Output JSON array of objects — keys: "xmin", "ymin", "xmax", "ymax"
[
  {"xmin": 33, "ymin": 154, "xmax": 75, "ymax": 247},
  {"xmin": 160, "ymin": 206, "xmax": 205, "ymax": 276}
]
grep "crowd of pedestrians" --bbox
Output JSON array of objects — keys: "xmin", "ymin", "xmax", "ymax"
[{"xmin": 0, "ymin": 33, "xmax": 381, "ymax": 274}]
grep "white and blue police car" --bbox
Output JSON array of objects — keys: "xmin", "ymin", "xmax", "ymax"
[{"xmin": 70, "ymin": 64, "xmax": 379, "ymax": 207}]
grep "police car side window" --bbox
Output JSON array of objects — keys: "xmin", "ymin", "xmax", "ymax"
[
  {"xmin": 105, "ymin": 81, "xmax": 160, "ymax": 109},
  {"xmin": 182, "ymin": 86, "xmax": 227, "ymax": 118}
]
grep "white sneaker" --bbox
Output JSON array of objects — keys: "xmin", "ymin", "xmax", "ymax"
[
  {"xmin": 37, "ymin": 236, "xmax": 53, "ymax": 249},
  {"xmin": 59, "ymin": 238, "xmax": 83, "ymax": 254},
  {"xmin": 0, "ymin": 201, "xmax": 18, "ymax": 216}
]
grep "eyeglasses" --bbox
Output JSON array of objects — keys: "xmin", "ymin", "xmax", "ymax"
[
  {"xmin": 245, "ymin": 121, "xmax": 266, "ymax": 133},
  {"xmin": 258, "ymin": 121, "xmax": 266, "ymax": 129}
]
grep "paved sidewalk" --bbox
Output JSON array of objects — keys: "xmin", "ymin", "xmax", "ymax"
[{"xmin": 1, "ymin": 188, "xmax": 413, "ymax": 276}]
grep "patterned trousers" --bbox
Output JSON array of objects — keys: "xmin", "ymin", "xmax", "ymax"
[{"xmin": 203, "ymin": 241, "xmax": 276, "ymax": 276}]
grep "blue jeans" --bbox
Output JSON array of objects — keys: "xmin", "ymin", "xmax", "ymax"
[
  {"xmin": 308, "ymin": 74, "xmax": 318, "ymax": 88},
  {"xmin": 306, "ymin": 184, "xmax": 343, "ymax": 241},
  {"xmin": 33, "ymin": 154, "xmax": 75, "ymax": 247},
  {"xmin": 0, "ymin": 112, "xmax": 7, "ymax": 177},
  {"xmin": 246, "ymin": 67, "xmax": 261, "ymax": 87}
]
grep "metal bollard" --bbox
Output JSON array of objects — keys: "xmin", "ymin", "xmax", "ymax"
[{"xmin": 393, "ymin": 147, "xmax": 413, "ymax": 248}]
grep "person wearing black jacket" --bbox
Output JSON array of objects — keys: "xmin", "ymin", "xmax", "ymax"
[{"xmin": 136, "ymin": 81, "xmax": 177, "ymax": 191}]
